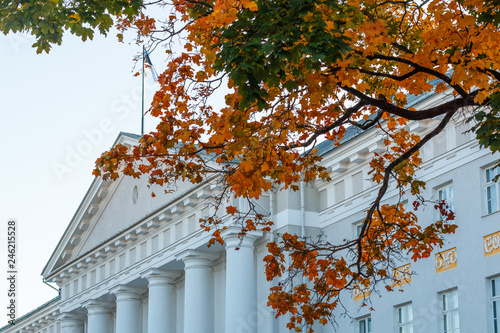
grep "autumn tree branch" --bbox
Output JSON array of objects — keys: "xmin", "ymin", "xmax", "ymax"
[{"xmin": 339, "ymin": 84, "xmax": 479, "ymax": 119}]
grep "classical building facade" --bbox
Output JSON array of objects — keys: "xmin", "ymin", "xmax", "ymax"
[{"xmin": 2, "ymin": 91, "xmax": 499, "ymax": 333}]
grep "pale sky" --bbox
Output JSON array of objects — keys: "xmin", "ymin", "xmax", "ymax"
[{"xmin": 0, "ymin": 29, "xmax": 161, "ymax": 326}]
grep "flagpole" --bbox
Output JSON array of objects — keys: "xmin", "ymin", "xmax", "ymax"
[{"xmin": 141, "ymin": 45, "xmax": 145, "ymax": 136}]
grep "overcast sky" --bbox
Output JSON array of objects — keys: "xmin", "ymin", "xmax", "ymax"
[{"xmin": 0, "ymin": 29, "xmax": 161, "ymax": 326}]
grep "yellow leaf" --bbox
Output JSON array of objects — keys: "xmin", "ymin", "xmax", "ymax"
[{"xmin": 246, "ymin": 1, "xmax": 258, "ymax": 11}]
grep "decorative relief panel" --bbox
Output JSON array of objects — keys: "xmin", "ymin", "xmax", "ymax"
[
  {"xmin": 484, "ymin": 230, "xmax": 500, "ymax": 257},
  {"xmin": 393, "ymin": 263, "xmax": 411, "ymax": 288},
  {"xmin": 435, "ymin": 247, "xmax": 457, "ymax": 273},
  {"xmin": 353, "ymin": 280, "xmax": 371, "ymax": 301}
]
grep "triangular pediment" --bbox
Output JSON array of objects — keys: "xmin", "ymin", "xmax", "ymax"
[{"xmin": 42, "ymin": 132, "xmax": 204, "ymax": 279}]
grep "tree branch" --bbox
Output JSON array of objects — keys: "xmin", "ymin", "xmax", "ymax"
[
  {"xmin": 352, "ymin": 67, "xmax": 420, "ymax": 81},
  {"xmin": 286, "ymin": 100, "xmax": 368, "ymax": 150},
  {"xmin": 356, "ymin": 110, "xmax": 456, "ymax": 263},
  {"xmin": 354, "ymin": 51, "xmax": 469, "ymax": 97},
  {"xmin": 339, "ymin": 84, "xmax": 478, "ymax": 120}
]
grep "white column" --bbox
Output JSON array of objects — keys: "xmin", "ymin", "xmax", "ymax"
[
  {"xmin": 222, "ymin": 229, "xmax": 262, "ymax": 333},
  {"xmin": 178, "ymin": 250, "xmax": 218, "ymax": 333},
  {"xmin": 110, "ymin": 285, "xmax": 144, "ymax": 333},
  {"xmin": 59, "ymin": 313, "xmax": 84, "ymax": 333},
  {"xmin": 84, "ymin": 300, "xmax": 113, "ymax": 333},
  {"xmin": 141, "ymin": 268, "xmax": 179, "ymax": 333}
]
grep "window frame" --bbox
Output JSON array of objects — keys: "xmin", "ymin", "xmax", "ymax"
[
  {"xmin": 437, "ymin": 182, "xmax": 454, "ymax": 217},
  {"xmin": 355, "ymin": 222, "xmax": 364, "ymax": 238},
  {"xmin": 441, "ymin": 289, "xmax": 460, "ymax": 333},
  {"xmin": 485, "ymin": 165, "xmax": 500, "ymax": 215},
  {"xmin": 492, "ymin": 276, "xmax": 500, "ymax": 333},
  {"xmin": 396, "ymin": 303, "xmax": 413, "ymax": 333},
  {"xmin": 357, "ymin": 315, "xmax": 372, "ymax": 333}
]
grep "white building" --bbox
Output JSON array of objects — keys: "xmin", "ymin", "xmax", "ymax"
[{"xmin": 2, "ymin": 91, "xmax": 499, "ymax": 333}]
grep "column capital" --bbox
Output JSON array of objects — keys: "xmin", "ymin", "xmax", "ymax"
[
  {"xmin": 140, "ymin": 268, "xmax": 180, "ymax": 280},
  {"xmin": 176, "ymin": 249, "xmax": 219, "ymax": 269},
  {"xmin": 58, "ymin": 312, "xmax": 85, "ymax": 321},
  {"xmin": 110, "ymin": 284, "xmax": 145, "ymax": 302},
  {"xmin": 83, "ymin": 299, "xmax": 114, "ymax": 315},
  {"xmin": 221, "ymin": 227, "xmax": 263, "ymax": 250},
  {"xmin": 58, "ymin": 312, "xmax": 85, "ymax": 330},
  {"xmin": 141, "ymin": 268, "xmax": 180, "ymax": 286}
]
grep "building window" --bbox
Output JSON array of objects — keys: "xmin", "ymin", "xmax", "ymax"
[
  {"xmin": 492, "ymin": 277, "xmax": 500, "ymax": 333},
  {"xmin": 357, "ymin": 316, "xmax": 371, "ymax": 333},
  {"xmin": 438, "ymin": 183, "xmax": 454, "ymax": 212},
  {"xmin": 442, "ymin": 289, "xmax": 460, "ymax": 333},
  {"xmin": 356, "ymin": 222, "xmax": 363, "ymax": 237},
  {"xmin": 397, "ymin": 303, "xmax": 413, "ymax": 333},
  {"xmin": 486, "ymin": 166, "xmax": 500, "ymax": 214}
]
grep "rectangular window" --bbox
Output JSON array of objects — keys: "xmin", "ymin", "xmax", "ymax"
[
  {"xmin": 442, "ymin": 290, "xmax": 460, "ymax": 333},
  {"xmin": 438, "ymin": 183, "xmax": 454, "ymax": 212},
  {"xmin": 486, "ymin": 166, "xmax": 500, "ymax": 214},
  {"xmin": 356, "ymin": 223, "xmax": 363, "ymax": 237},
  {"xmin": 492, "ymin": 277, "xmax": 500, "ymax": 333},
  {"xmin": 357, "ymin": 316, "xmax": 371, "ymax": 333},
  {"xmin": 397, "ymin": 303, "xmax": 413, "ymax": 333}
]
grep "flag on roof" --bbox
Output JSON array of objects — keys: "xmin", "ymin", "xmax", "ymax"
[{"xmin": 144, "ymin": 48, "xmax": 158, "ymax": 82}]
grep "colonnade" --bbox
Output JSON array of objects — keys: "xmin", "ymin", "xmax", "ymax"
[{"xmin": 59, "ymin": 230, "xmax": 263, "ymax": 333}]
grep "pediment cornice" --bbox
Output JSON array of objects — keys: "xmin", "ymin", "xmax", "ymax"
[
  {"xmin": 43, "ymin": 172, "xmax": 221, "ymax": 284},
  {"xmin": 42, "ymin": 132, "xmax": 144, "ymax": 279}
]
